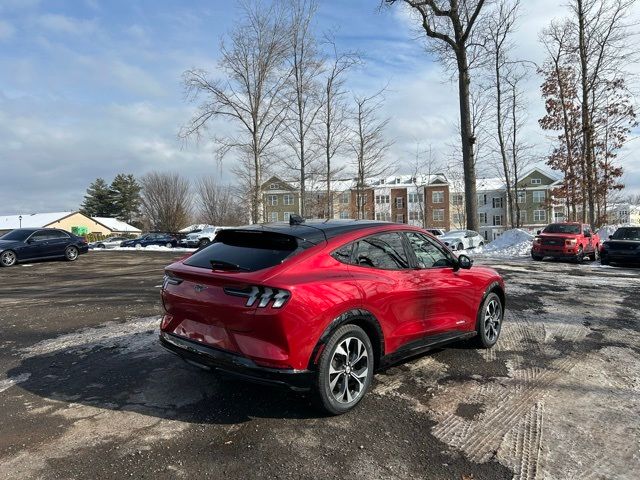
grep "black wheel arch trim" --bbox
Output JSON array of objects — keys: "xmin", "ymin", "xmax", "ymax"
[
  {"xmin": 308, "ymin": 308, "xmax": 385, "ymax": 371},
  {"xmin": 477, "ymin": 281, "xmax": 505, "ymax": 328}
]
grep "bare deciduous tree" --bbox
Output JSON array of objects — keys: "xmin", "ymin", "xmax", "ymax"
[
  {"xmin": 350, "ymin": 90, "xmax": 393, "ymax": 219},
  {"xmin": 181, "ymin": 1, "xmax": 290, "ymax": 224},
  {"xmin": 385, "ymin": 0, "xmax": 492, "ymax": 231},
  {"xmin": 140, "ymin": 172, "xmax": 191, "ymax": 232},
  {"xmin": 196, "ymin": 177, "xmax": 248, "ymax": 226}
]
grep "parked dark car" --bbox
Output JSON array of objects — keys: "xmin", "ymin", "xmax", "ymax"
[
  {"xmin": 120, "ymin": 233, "xmax": 178, "ymax": 248},
  {"xmin": 159, "ymin": 220, "xmax": 505, "ymax": 414},
  {"xmin": 0, "ymin": 228, "xmax": 89, "ymax": 267},
  {"xmin": 600, "ymin": 227, "xmax": 640, "ymax": 266}
]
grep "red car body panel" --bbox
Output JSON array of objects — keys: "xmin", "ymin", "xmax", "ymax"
[{"xmin": 160, "ymin": 224, "xmax": 504, "ymax": 374}]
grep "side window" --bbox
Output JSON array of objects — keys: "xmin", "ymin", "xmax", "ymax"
[
  {"xmin": 30, "ymin": 231, "xmax": 51, "ymax": 242},
  {"xmin": 354, "ymin": 232, "xmax": 410, "ymax": 270},
  {"xmin": 405, "ymin": 232, "xmax": 453, "ymax": 269},
  {"xmin": 49, "ymin": 230, "xmax": 70, "ymax": 239},
  {"xmin": 331, "ymin": 243, "xmax": 354, "ymax": 264}
]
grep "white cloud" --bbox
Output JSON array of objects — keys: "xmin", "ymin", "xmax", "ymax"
[{"xmin": 36, "ymin": 13, "xmax": 97, "ymax": 36}]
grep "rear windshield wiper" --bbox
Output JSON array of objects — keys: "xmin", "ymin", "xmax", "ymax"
[{"xmin": 210, "ymin": 260, "xmax": 250, "ymax": 271}]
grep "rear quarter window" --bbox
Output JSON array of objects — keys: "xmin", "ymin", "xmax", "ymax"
[{"xmin": 184, "ymin": 230, "xmax": 308, "ymax": 272}]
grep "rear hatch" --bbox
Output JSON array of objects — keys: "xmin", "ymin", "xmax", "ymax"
[{"xmin": 161, "ymin": 229, "xmax": 318, "ymax": 350}]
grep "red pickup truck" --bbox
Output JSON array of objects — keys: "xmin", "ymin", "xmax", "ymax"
[{"xmin": 531, "ymin": 222, "xmax": 600, "ymax": 262}]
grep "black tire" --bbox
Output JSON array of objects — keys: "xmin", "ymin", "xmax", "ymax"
[
  {"xmin": 165, "ymin": 242, "xmax": 173, "ymax": 248},
  {"xmin": 0, "ymin": 250, "xmax": 17, "ymax": 267},
  {"xmin": 588, "ymin": 245, "xmax": 599, "ymax": 261},
  {"xmin": 478, "ymin": 242, "xmax": 484, "ymax": 247},
  {"xmin": 473, "ymin": 292, "xmax": 503, "ymax": 349},
  {"xmin": 198, "ymin": 238, "xmax": 210, "ymax": 248},
  {"xmin": 135, "ymin": 243, "xmax": 143, "ymax": 249},
  {"xmin": 531, "ymin": 253, "xmax": 544, "ymax": 261},
  {"xmin": 97, "ymin": 243, "xmax": 106, "ymax": 249},
  {"xmin": 64, "ymin": 246, "xmax": 79, "ymax": 262},
  {"xmin": 457, "ymin": 242, "xmax": 464, "ymax": 251},
  {"xmin": 574, "ymin": 246, "xmax": 584, "ymax": 263},
  {"xmin": 314, "ymin": 324, "xmax": 374, "ymax": 415},
  {"xmin": 600, "ymin": 256, "xmax": 609, "ymax": 266}
]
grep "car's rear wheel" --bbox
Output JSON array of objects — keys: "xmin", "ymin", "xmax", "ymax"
[
  {"xmin": 473, "ymin": 292, "xmax": 503, "ymax": 349},
  {"xmin": 135, "ymin": 243, "xmax": 142, "ymax": 249},
  {"xmin": 1, "ymin": 250, "xmax": 17, "ymax": 267},
  {"xmin": 457, "ymin": 242, "xmax": 464, "ymax": 251},
  {"xmin": 589, "ymin": 246, "xmax": 599, "ymax": 261},
  {"xmin": 198, "ymin": 238, "xmax": 210, "ymax": 248},
  {"xmin": 315, "ymin": 324, "xmax": 374, "ymax": 415},
  {"xmin": 97, "ymin": 243, "xmax": 106, "ymax": 249},
  {"xmin": 65, "ymin": 246, "xmax": 79, "ymax": 262},
  {"xmin": 575, "ymin": 246, "xmax": 584, "ymax": 263},
  {"xmin": 165, "ymin": 242, "xmax": 173, "ymax": 248}
]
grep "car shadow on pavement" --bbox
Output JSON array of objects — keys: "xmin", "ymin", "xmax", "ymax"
[{"xmin": 7, "ymin": 334, "xmax": 325, "ymax": 424}]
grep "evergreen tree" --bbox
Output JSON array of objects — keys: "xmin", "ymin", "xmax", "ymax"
[
  {"xmin": 110, "ymin": 174, "xmax": 142, "ymax": 223},
  {"xmin": 80, "ymin": 178, "xmax": 115, "ymax": 217}
]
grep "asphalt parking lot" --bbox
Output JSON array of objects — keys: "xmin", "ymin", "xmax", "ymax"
[{"xmin": 1, "ymin": 251, "xmax": 639, "ymax": 479}]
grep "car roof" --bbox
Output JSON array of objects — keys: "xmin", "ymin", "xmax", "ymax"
[{"xmin": 228, "ymin": 220, "xmax": 395, "ymax": 244}]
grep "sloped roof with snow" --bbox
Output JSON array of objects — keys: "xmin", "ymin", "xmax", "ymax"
[
  {"xmin": 0, "ymin": 212, "xmax": 74, "ymax": 230},
  {"xmin": 92, "ymin": 217, "xmax": 141, "ymax": 233},
  {"xmin": 476, "ymin": 177, "xmax": 506, "ymax": 192}
]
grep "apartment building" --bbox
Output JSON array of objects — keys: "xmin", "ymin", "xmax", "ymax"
[{"xmin": 261, "ymin": 177, "xmax": 300, "ymax": 223}]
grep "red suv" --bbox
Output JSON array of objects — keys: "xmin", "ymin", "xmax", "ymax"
[{"xmin": 160, "ymin": 220, "xmax": 505, "ymax": 414}]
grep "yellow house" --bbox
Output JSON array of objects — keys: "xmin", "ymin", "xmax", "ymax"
[{"xmin": 0, "ymin": 211, "xmax": 138, "ymax": 236}]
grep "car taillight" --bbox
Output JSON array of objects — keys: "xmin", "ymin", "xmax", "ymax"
[
  {"xmin": 162, "ymin": 271, "xmax": 183, "ymax": 289},
  {"xmin": 224, "ymin": 285, "xmax": 291, "ymax": 308},
  {"xmin": 565, "ymin": 239, "xmax": 577, "ymax": 246}
]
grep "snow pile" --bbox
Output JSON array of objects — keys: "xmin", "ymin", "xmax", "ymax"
[
  {"xmin": 597, "ymin": 224, "xmax": 640, "ymax": 241},
  {"xmin": 92, "ymin": 245, "xmax": 195, "ymax": 253},
  {"xmin": 463, "ymin": 229, "xmax": 534, "ymax": 258}
]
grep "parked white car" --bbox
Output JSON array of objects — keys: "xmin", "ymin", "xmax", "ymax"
[
  {"xmin": 439, "ymin": 230, "xmax": 484, "ymax": 251},
  {"xmin": 89, "ymin": 236, "xmax": 128, "ymax": 249},
  {"xmin": 179, "ymin": 226, "xmax": 222, "ymax": 248}
]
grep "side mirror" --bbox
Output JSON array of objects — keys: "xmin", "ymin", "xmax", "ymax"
[
  {"xmin": 457, "ymin": 254, "xmax": 473, "ymax": 270},
  {"xmin": 584, "ymin": 232, "xmax": 591, "ymax": 238},
  {"xmin": 537, "ymin": 230, "xmax": 542, "ymax": 235},
  {"xmin": 609, "ymin": 235, "xmax": 613, "ymax": 240}
]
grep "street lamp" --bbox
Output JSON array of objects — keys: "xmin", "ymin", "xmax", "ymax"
[{"xmin": 18, "ymin": 215, "xmax": 22, "ymax": 228}]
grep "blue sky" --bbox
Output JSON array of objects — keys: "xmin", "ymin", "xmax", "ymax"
[{"xmin": 0, "ymin": 0, "xmax": 638, "ymax": 213}]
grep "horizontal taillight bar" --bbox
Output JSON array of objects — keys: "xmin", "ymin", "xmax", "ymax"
[
  {"xmin": 162, "ymin": 272, "xmax": 183, "ymax": 289},
  {"xmin": 223, "ymin": 285, "xmax": 291, "ymax": 308}
]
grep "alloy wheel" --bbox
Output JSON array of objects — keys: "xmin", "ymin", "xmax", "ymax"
[
  {"xmin": 66, "ymin": 247, "xmax": 78, "ymax": 260},
  {"xmin": 484, "ymin": 298, "xmax": 502, "ymax": 343},
  {"xmin": 328, "ymin": 337, "xmax": 369, "ymax": 404},
  {"xmin": 1, "ymin": 250, "xmax": 16, "ymax": 267}
]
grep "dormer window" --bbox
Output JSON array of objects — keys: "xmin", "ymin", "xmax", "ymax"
[{"xmin": 530, "ymin": 178, "xmax": 541, "ymax": 185}]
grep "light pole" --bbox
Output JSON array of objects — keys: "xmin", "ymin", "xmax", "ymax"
[{"xmin": 18, "ymin": 215, "xmax": 22, "ymax": 228}]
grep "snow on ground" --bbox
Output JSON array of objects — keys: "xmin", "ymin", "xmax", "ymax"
[
  {"xmin": 91, "ymin": 245, "xmax": 195, "ymax": 253},
  {"xmin": 459, "ymin": 228, "xmax": 534, "ymax": 258}
]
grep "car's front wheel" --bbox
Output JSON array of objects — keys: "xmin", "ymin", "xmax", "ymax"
[
  {"xmin": 65, "ymin": 246, "xmax": 79, "ymax": 262},
  {"xmin": 457, "ymin": 242, "xmax": 464, "ymax": 251},
  {"xmin": 198, "ymin": 238, "xmax": 210, "ymax": 248},
  {"xmin": 165, "ymin": 242, "xmax": 173, "ymax": 248},
  {"xmin": 473, "ymin": 292, "xmax": 503, "ymax": 349},
  {"xmin": 315, "ymin": 324, "xmax": 374, "ymax": 415},
  {"xmin": 0, "ymin": 250, "xmax": 17, "ymax": 267}
]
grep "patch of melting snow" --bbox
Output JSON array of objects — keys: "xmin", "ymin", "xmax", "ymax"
[
  {"xmin": 19, "ymin": 316, "xmax": 162, "ymax": 359},
  {"xmin": 0, "ymin": 372, "xmax": 31, "ymax": 393}
]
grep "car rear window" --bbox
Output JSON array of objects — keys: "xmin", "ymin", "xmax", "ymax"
[
  {"xmin": 184, "ymin": 230, "xmax": 307, "ymax": 272},
  {"xmin": 612, "ymin": 228, "xmax": 640, "ymax": 240}
]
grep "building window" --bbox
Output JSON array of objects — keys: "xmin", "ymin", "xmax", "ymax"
[
  {"xmin": 453, "ymin": 213, "xmax": 465, "ymax": 224},
  {"xmin": 357, "ymin": 194, "xmax": 367, "ymax": 206},
  {"xmin": 478, "ymin": 212, "xmax": 487, "ymax": 225},
  {"xmin": 340, "ymin": 191, "xmax": 350, "ymax": 204},
  {"xmin": 493, "ymin": 215, "xmax": 503, "ymax": 226},
  {"xmin": 395, "ymin": 197, "xmax": 404, "ymax": 208},
  {"xmin": 396, "ymin": 214, "xmax": 404, "ymax": 223},
  {"xmin": 339, "ymin": 211, "xmax": 349, "ymax": 219},
  {"xmin": 432, "ymin": 191, "xmax": 444, "ymax": 204},
  {"xmin": 533, "ymin": 191, "xmax": 545, "ymax": 203},
  {"xmin": 534, "ymin": 210, "xmax": 546, "ymax": 222},
  {"xmin": 492, "ymin": 197, "xmax": 504, "ymax": 209},
  {"xmin": 452, "ymin": 193, "xmax": 464, "ymax": 206},
  {"xmin": 530, "ymin": 178, "xmax": 542, "ymax": 185},
  {"xmin": 409, "ymin": 211, "xmax": 423, "ymax": 221},
  {"xmin": 478, "ymin": 194, "xmax": 487, "ymax": 206},
  {"xmin": 408, "ymin": 193, "xmax": 424, "ymax": 204},
  {"xmin": 554, "ymin": 212, "xmax": 564, "ymax": 221},
  {"xmin": 375, "ymin": 195, "xmax": 390, "ymax": 204},
  {"xmin": 269, "ymin": 212, "xmax": 278, "ymax": 222},
  {"xmin": 269, "ymin": 183, "xmax": 278, "ymax": 190},
  {"xmin": 517, "ymin": 191, "xmax": 526, "ymax": 203},
  {"xmin": 267, "ymin": 195, "xmax": 278, "ymax": 206},
  {"xmin": 283, "ymin": 194, "xmax": 294, "ymax": 205},
  {"xmin": 376, "ymin": 212, "xmax": 391, "ymax": 221},
  {"xmin": 519, "ymin": 211, "xmax": 527, "ymax": 223},
  {"xmin": 283, "ymin": 212, "xmax": 295, "ymax": 221},
  {"xmin": 432, "ymin": 209, "xmax": 444, "ymax": 222}
]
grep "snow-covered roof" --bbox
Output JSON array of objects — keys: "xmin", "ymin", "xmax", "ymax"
[
  {"xmin": 92, "ymin": 217, "xmax": 141, "ymax": 233},
  {"xmin": 476, "ymin": 177, "xmax": 505, "ymax": 192},
  {"xmin": 180, "ymin": 224, "xmax": 214, "ymax": 233},
  {"xmin": 0, "ymin": 211, "xmax": 74, "ymax": 230}
]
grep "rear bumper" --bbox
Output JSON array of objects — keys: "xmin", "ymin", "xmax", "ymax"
[{"xmin": 159, "ymin": 332, "xmax": 313, "ymax": 391}]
